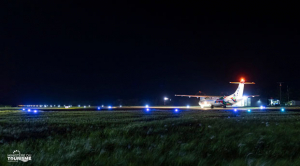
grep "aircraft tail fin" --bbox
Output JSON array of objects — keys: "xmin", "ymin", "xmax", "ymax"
[{"xmin": 229, "ymin": 79, "xmax": 255, "ymax": 98}]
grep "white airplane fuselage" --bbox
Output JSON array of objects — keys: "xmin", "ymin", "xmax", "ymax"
[{"xmin": 198, "ymin": 82, "xmax": 246, "ymax": 108}]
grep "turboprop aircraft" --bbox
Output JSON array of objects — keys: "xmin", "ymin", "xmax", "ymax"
[{"xmin": 175, "ymin": 78, "xmax": 257, "ymax": 108}]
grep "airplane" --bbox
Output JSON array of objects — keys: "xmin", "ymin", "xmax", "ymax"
[{"xmin": 175, "ymin": 78, "xmax": 258, "ymax": 108}]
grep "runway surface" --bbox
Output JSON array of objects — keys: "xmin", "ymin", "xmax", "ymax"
[{"xmin": 3, "ymin": 106, "xmax": 300, "ymax": 111}]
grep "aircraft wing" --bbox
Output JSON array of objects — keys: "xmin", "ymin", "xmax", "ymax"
[
  {"xmin": 244, "ymin": 95, "xmax": 260, "ymax": 97},
  {"xmin": 175, "ymin": 94, "xmax": 223, "ymax": 98}
]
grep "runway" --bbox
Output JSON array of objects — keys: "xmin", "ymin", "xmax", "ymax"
[{"xmin": 4, "ymin": 106, "xmax": 300, "ymax": 111}]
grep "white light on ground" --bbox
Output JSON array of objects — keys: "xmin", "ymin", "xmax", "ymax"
[
  {"xmin": 187, "ymin": 105, "xmax": 190, "ymax": 108},
  {"xmin": 145, "ymin": 105, "xmax": 149, "ymax": 108}
]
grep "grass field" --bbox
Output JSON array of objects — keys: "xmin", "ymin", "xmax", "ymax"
[{"xmin": 1, "ymin": 109, "xmax": 300, "ymax": 165}]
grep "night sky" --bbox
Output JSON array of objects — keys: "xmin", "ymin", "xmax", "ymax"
[{"xmin": 1, "ymin": 2, "xmax": 299, "ymax": 105}]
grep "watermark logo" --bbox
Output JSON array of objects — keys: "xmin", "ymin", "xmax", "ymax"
[{"xmin": 7, "ymin": 150, "xmax": 32, "ymax": 162}]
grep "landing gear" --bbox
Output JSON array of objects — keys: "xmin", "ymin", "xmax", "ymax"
[
  {"xmin": 223, "ymin": 105, "xmax": 226, "ymax": 108},
  {"xmin": 211, "ymin": 105, "xmax": 214, "ymax": 109}
]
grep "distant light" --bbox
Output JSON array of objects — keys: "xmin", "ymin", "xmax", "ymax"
[
  {"xmin": 281, "ymin": 108, "xmax": 285, "ymax": 112},
  {"xmin": 28, "ymin": 109, "xmax": 31, "ymax": 112},
  {"xmin": 164, "ymin": 97, "xmax": 169, "ymax": 101},
  {"xmin": 234, "ymin": 109, "xmax": 237, "ymax": 112},
  {"xmin": 145, "ymin": 105, "xmax": 149, "ymax": 108},
  {"xmin": 119, "ymin": 105, "xmax": 122, "ymax": 107},
  {"xmin": 260, "ymin": 106, "xmax": 263, "ymax": 109},
  {"xmin": 146, "ymin": 108, "xmax": 149, "ymax": 111},
  {"xmin": 34, "ymin": 110, "xmax": 37, "ymax": 113},
  {"xmin": 78, "ymin": 105, "xmax": 80, "ymax": 107},
  {"xmin": 248, "ymin": 109, "xmax": 251, "ymax": 112},
  {"xmin": 88, "ymin": 105, "xmax": 90, "ymax": 107},
  {"xmin": 175, "ymin": 109, "xmax": 178, "ymax": 112},
  {"xmin": 98, "ymin": 107, "xmax": 100, "ymax": 110},
  {"xmin": 102, "ymin": 105, "xmax": 104, "ymax": 107},
  {"xmin": 44, "ymin": 105, "xmax": 47, "ymax": 107},
  {"xmin": 22, "ymin": 108, "xmax": 25, "ymax": 111},
  {"xmin": 187, "ymin": 105, "xmax": 190, "ymax": 108},
  {"xmin": 108, "ymin": 106, "xmax": 112, "ymax": 109},
  {"xmin": 84, "ymin": 106, "xmax": 86, "ymax": 108}
]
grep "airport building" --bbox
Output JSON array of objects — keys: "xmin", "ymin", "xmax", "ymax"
[
  {"xmin": 241, "ymin": 97, "xmax": 268, "ymax": 107},
  {"xmin": 286, "ymin": 100, "xmax": 300, "ymax": 106}
]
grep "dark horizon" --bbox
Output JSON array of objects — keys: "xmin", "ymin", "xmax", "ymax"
[{"xmin": 1, "ymin": 2, "xmax": 300, "ymax": 105}]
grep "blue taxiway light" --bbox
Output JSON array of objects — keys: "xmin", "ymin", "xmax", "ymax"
[
  {"xmin": 97, "ymin": 107, "xmax": 100, "ymax": 110},
  {"xmin": 234, "ymin": 109, "xmax": 237, "ymax": 112},
  {"xmin": 34, "ymin": 110, "xmax": 37, "ymax": 113},
  {"xmin": 146, "ymin": 108, "xmax": 150, "ymax": 111},
  {"xmin": 28, "ymin": 109, "xmax": 31, "ymax": 112},
  {"xmin": 108, "ymin": 106, "xmax": 112, "ymax": 109},
  {"xmin": 281, "ymin": 108, "xmax": 285, "ymax": 112},
  {"xmin": 22, "ymin": 108, "xmax": 25, "ymax": 111},
  {"xmin": 260, "ymin": 106, "xmax": 266, "ymax": 109},
  {"xmin": 175, "ymin": 109, "xmax": 178, "ymax": 112},
  {"xmin": 247, "ymin": 109, "xmax": 251, "ymax": 112}
]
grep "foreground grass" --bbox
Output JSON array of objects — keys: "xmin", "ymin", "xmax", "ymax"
[{"xmin": 1, "ymin": 109, "xmax": 300, "ymax": 165}]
